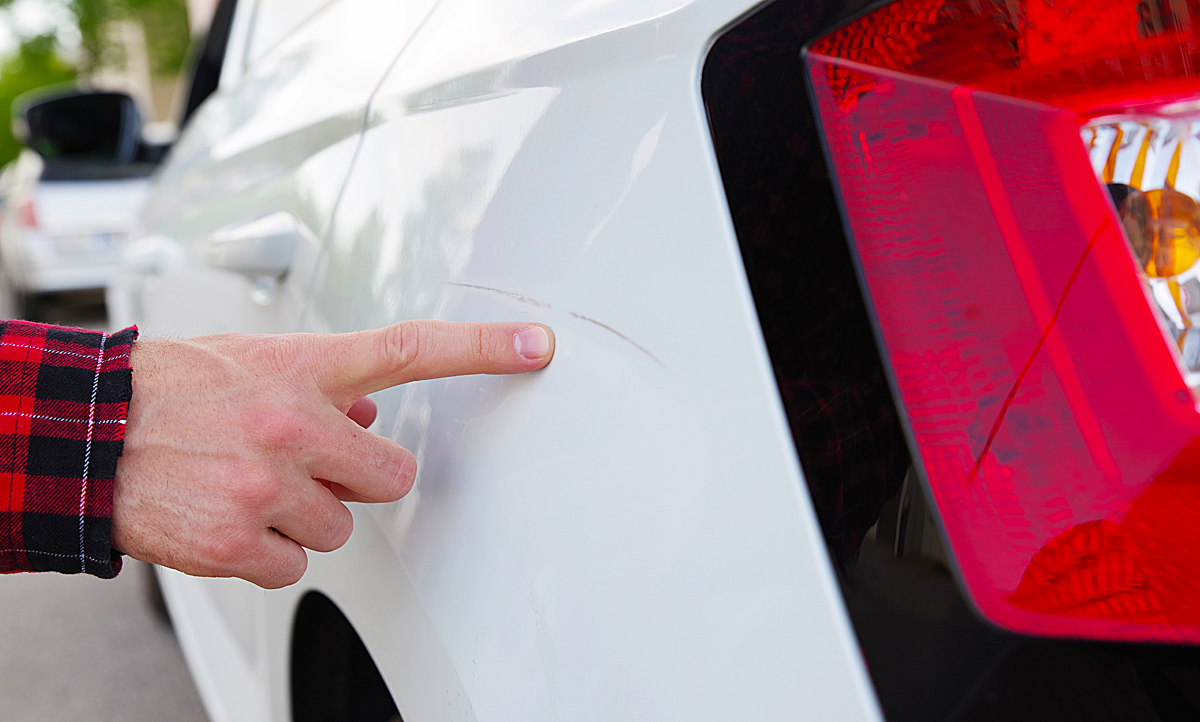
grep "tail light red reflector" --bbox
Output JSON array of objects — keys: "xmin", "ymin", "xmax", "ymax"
[
  {"xmin": 807, "ymin": 0, "xmax": 1200, "ymax": 642},
  {"xmin": 16, "ymin": 199, "xmax": 37, "ymax": 230}
]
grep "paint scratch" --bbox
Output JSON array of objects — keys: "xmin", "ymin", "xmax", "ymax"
[
  {"xmin": 445, "ymin": 282, "xmax": 552, "ymax": 308},
  {"xmin": 569, "ymin": 312, "xmax": 664, "ymax": 367},
  {"xmin": 443, "ymin": 282, "xmax": 663, "ymax": 367}
]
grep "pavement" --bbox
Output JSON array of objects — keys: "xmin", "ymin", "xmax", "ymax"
[
  {"xmin": 0, "ymin": 561, "xmax": 210, "ymax": 721},
  {"xmin": 0, "ymin": 294, "xmax": 209, "ymax": 722}
]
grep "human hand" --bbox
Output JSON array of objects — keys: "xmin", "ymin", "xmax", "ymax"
[{"xmin": 111, "ymin": 320, "xmax": 554, "ymax": 588}]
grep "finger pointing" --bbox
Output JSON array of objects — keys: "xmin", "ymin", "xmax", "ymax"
[{"xmin": 313, "ymin": 320, "xmax": 554, "ymax": 403}]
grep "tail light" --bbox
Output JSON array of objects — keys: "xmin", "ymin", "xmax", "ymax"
[
  {"xmin": 807, "ymin": 0, "xmax": 1200, "ymax": 642},
  {"xmin": 16, "ymin": 199, "xmax": 37, "ymax": 230},
  {"xmin": 1087, "ymin": 115, "xmax": 1200, "ymax": 380}
]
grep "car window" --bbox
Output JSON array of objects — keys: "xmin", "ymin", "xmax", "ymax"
[
  {"xmin": 180, "ymin": 0, "xmax": 241, "ymax": 127},
  {"xmin": 244, "ymin": 0, "xmax": 334, "ymax": 66}
]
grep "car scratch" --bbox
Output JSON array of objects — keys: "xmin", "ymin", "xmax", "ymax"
[
  {"xmin": 444, "ymin": 282, "xmax": 552, "ymax": 308},
  {"xmin": 443, "ymin": 282, "xmax": 664, "ymax": 366},
  {"xmin": 569, "ymin": 312, "xmax": 664, "ymax": 367}
]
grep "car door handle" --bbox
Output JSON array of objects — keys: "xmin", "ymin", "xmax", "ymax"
[{"xmin": 204, "ymin": 211, "xmax": 314, "ymax": 278}]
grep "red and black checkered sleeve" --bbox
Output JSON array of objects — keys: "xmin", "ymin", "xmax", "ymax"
[{"xmin": 0, "ymin": 320, "xmax": 136, "ymax": 579}]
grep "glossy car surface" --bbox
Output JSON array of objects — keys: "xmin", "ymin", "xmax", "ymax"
[{"xmin": 110, "ymin": 0, "xmax": 882, "ymax": 720}]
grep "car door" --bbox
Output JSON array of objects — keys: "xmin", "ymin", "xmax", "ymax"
[{"xmin": 117, "ymin": 2, "xmax": 440, "ymax": 721}]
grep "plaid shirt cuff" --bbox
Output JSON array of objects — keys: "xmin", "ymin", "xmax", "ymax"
[{"xmin": 0, "ymin": 321, "xmax": 137, "ymax": 579}]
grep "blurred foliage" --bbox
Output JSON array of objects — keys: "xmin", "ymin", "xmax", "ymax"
[
  {"xmin": 0, "ymin": 0, "xmax": 190, "ymax": 166},
  {"xmin": 70, "ymin": 0, "xmax": 192, "ymax": 76},
  {"xmin": 0, "ymin": 0, "xmax": 190, "ymax": 74},
  {"xmin": 0, "ymin": 34, "xmax": 77, "ymax": 167}
]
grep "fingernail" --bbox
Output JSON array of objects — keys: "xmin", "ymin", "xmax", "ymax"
[{"xmin": 514, "ymin": 326, "xmax": 551, "ymax": 360}]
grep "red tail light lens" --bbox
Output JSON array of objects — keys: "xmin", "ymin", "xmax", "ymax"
[
  {"xmin": 807, "ymin": 0, "xmax": 1200, "ymax": 642},
  {"xmin": 16, "ymin": 199, "xmax": 37, "ymax": 230}
]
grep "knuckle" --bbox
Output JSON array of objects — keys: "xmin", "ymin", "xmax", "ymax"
[
  {"xmin": 243, "ymin": 404, "xmax": 308, "ymax": 449},
  {"xmin": 384, "ymin": 450, "xmax": 417, "ymax": 501},
  {"xmin": 261, "ymin": 551, "xmax": 307, "ymax": 589},
  {"xmin": 229, "ymin": 467, "xmax": 287, "ymax": 512},
  {"xmin": 382, "ymin": 321, "xmax": 423, "ymax": 372},
  {"xmin": 344, "ymin": 444, "xmax": 412, "ymax": 503},
  {"xmin": 199, "ymin": 527, "xmax": 255, "ymax": 574},
  {"xmin": 316, "ymin": 505, "xmax": 354, "ymax": 552},
  {"xmin": 474, "ymin": 326, "xmax": 487, "ymax": 362}
]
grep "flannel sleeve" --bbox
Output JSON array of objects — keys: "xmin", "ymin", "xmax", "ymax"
[{"xmin": 0, "ymin": 320, "xmax": 137, "ymax": 578}]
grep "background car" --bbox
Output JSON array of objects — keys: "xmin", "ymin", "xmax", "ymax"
[
  {"xmin": 95, "ymin": 0, "xmax": 1200, "ymax": 720},
  {"xmin": 0, "ymin": 89, "xmax": 165, "ymax": 319}
]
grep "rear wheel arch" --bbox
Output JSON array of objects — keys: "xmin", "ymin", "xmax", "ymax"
[{"xmin": 289, "ymin": 591, "xmax": 402, "ymax": 722}]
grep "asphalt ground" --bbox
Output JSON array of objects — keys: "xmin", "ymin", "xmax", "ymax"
[
  {"xmin": 0, "ymin": 293, "xmax": 210, "ymax": 722},
  {"xmin": 0, "ymin": 561, "xmax": 210, "ymax": 721}
]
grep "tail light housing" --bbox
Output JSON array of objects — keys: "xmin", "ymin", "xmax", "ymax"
[{"xmin": 807, "ymin": 0, "xmax": 1200, "ymax": 642}]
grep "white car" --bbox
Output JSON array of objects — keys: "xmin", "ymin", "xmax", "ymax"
[
  {"xmin": 106, "ymin": 0, "xmax": 1200, "ymax": 720},
  {"xmin": 1, "ymin": 91, "xmax": 159, "ymax": 317}
]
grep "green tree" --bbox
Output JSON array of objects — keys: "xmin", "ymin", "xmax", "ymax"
[
  {"xmin": 0, "ymin": 34, "xmax": 77, "ymax": 167},
  {"xmin": 69, "ymin": 0, "xmax": 190, "ymax": 76},
  {"xmin": 0, "ymin": 0, "xmax": 190, "ymax": 167}
]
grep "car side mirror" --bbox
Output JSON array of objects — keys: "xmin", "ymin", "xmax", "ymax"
[{"xmin": 14, "ymin": 89, "xmax": 143, "ymax": 164}]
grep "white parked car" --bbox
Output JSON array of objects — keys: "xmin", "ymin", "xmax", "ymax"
[
  {"xmin": 1, "ymin": 91, "xmax": 160, "ymax": 317},
  {"xmin": 103, "ymin": 0, "xmax": 1200, "ymax": 719}
]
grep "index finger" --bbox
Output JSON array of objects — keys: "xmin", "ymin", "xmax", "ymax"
[{"xmin": 309, "ymin": 320, "xmax": 554, "ymax": 403}]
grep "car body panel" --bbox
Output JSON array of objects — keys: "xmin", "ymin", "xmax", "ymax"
[
  {"xmin": 132, "ymin": 0, "xmax": 884, "ymax": 720},
  {"xmin": 158, "ymin": 569, "xmax": 270, "ymax": 722}
]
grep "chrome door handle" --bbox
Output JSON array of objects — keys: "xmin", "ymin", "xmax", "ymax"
[{"xmin": 205, "ymin": 211, "xmax": 314, "ymax": 279}]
